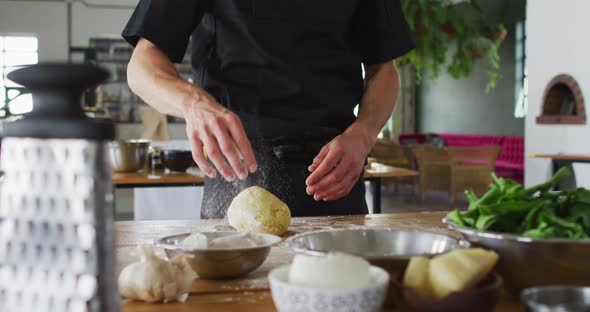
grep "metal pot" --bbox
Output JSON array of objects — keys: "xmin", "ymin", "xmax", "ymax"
[
  {"xmin": 108, "ymin": 139, "xmax": 150, "ymax": 172},
  {"xmin": 446, "ymin": 218, "xmax": 590, "ymax": 295}
]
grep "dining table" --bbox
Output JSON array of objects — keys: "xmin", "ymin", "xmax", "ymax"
[
  {"xmin": 118, "ymin": 211, "xmax": 523, "ymax": 312},
  {"xmin": 112, "ymin": 163, "xmax": 419, "ymax": 214},
  {"xmin": 528, "ymin": 153, "xmax": 590, "ymax": 190}
]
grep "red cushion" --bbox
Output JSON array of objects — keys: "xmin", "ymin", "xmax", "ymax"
[
  {"xmin": 498, "ymin": 136, "xmax": 524, "ymax": 164},
  {"xmin": 496, "ymin": 160, "xmax": 524, "ymax": 170},
  {"xmin": 438, "ymin": 133, "xmax": 504, "ymax": 147}
]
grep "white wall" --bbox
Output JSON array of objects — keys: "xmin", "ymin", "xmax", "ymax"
[
  {"xmin": 417, "ymin": 0, "xmax": 526, "ymax": 137},
  {"xmin": 71, "ymin": 1, "xmax": 136, "ymax": 47},
  {"xmin": 0, "ymin": 1, "xmax": 68, "ymax": 61},
  {"xmin": 525, "ymin": 0, "xmax": 590, "ymax": 187}
]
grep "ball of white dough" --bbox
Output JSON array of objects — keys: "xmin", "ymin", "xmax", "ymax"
[{"xmin": 227, "ymin": 186, "xmax": 291, "ymax": 236}]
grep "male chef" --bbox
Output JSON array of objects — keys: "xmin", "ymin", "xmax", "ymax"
[{"xmin": 122, "ymin": 0, "xmax": 414, "ymax": 218}]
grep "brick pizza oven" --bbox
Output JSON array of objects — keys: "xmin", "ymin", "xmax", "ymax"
[{"xmin": 536, "ymin": 74, "xmax": 586, "ymax": 124}]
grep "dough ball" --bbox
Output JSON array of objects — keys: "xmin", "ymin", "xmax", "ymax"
[
  {"xmin": 288, "ymin": 253, "xmax": 371, "ymax": 288},
  {"xmin": 208, "ymin": 233, "xmax": 266, "ymax": 248},
  {"xmin": 181, "ymin": 232, "xmax": 209, "ymax": 249},
  {"xmin": 227, "ymin": 186, "xmax": 291, "ymax": 236}
]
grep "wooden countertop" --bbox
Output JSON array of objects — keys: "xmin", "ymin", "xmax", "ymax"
[
  {"xmin": 529, "ymin": 154, "xmax": 590, "ymax": 162},
  {"xmin": 118, "ymin": 212, "xmax": 521, "ymax": 312},
  {"xmin": 112, "ymin": 169, "xmax": 205, "ymax": 186},
  {"xmin": 112, "ymin": 163, "xmax": 418, "ymax": 187}
]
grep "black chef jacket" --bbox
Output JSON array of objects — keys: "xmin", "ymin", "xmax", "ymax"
[
  {"xmin": 122, "ymin": 0, "xmax": 414, "ymax": 218},
  {"xmin": 122, "ymin": 0, "xmax": 413, "ymax": 138}
]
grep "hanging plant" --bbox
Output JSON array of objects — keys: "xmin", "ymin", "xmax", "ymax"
[
  {"xmin": 488, "ymin": 24, "xmax": 508, "ymax": 44},
  {"xmin": 463, "ymin": 36, "xmax": 495, "ymax": 59},
  {"xmin": 398, "ymin": 0, "xmax": 506, "ymax": 92}
]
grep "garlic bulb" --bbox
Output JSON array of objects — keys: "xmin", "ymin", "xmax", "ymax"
[{"xmin": 118, "ymin": 244, "xmax": 197, "ymax": 303}]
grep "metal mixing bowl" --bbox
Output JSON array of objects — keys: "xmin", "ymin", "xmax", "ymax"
[
  {"xmin": 286, "ymin": 228, "xmax": 468, "ymax": 274},
  {"xmin": 522, "ymin": 286, "xmax": 590, "ymax": 312},
  {"xmin": 446, "ymin": 219, "xmax": 590, "ymax": 294},
  {"xmin": 108, "ymin": 139, "xmax": 150, "ymax": 172},
  {"xmin": 155, "ymin": 232, "xmax": 282, "ymax": 280}
]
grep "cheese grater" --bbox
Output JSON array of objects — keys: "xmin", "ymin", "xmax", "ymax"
[{"xmin": 0, "ymin": 64, "xmax": 118, "ymax": 312}]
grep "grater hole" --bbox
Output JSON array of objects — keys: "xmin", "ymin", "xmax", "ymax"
[
  {"xmin": 82, "ymin": 147, "xmax": 90, "ymax": 164},
  {"xmin": 51, "ymin": 245, "xmax": 58, "ymax": 262},
  {"xmin": 49, "ymin": 197, "xmax": 56, "ymax": 214},
  {"xmin": 57, "ymin": 224, "xmax": 65, "ymax": 240},
  {"xmin": 48, "ymin": 148, "xmax": 55, "ymax": 162},
  {"xmin": 36, "ymin": 146, "xmax": 42, "ymax": 160},
  {"xmin": 64, "ymin": 148, "xmax": 70, "ymax": 162},
  {"xmin": 35, "ymin": 197, "xmax": 42, "ymax": 214},
  {"xmin": 56, "ymin": 173, "xmax": 63, "ymax": 188},
  {"xmin": 6, "ymin": 242, "xmax": 12, "ymax": 257},
  {"xmin": 27, "ymin": 221, "xmax": 34, "ymax": 235},
  {"xmin": 13, "ymin": 219, "xmax": 19, "ymax": 236},
  {"xmin": 84, "ymin": 198, "xmax": 91, "ymax": 214},
  {"xmin": 42, "ymin": 171, "xmax": 49, "ymax": 187},
  {"xmin": 66, "ymin": 247, "xmax": 73, "ymax": 263},
  {"xmin": 36, "ymin": 244, "xmax": 42, "ymax": 260},
  {"xmin": 20, "ymin": 243, "xmax": 26, "ymax": 258},
  {"xmin": 42, "ymin": 222, "xmax": 50, "ymax": 236},
  {"xmin": 16, "ymin": 290, "xmax": 22, "ymax": 306},
  {"xmin": 65, "ymin": 198, "xmax": 71, "ymax": 215}
]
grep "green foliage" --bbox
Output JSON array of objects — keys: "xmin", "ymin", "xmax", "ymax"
[
  {"xmin": 399, "ymin": 0, "xmax": 505, "ymax": 92},
  {"xmin": 447, "ymin": 168, "xmax": 590, "ymax": 239}
]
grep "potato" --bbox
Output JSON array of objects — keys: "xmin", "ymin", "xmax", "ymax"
[
  {"xmin": 403, "ymin": 256, "xmax": 433, "ymax": 301},
  {"xmin": 429, "ymin": 248, "xmax": 498, "ymax": 300}
]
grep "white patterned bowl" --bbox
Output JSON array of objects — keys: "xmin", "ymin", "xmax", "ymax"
[{"xmin": 268, "ymin": 265, "xmax": 390, "ymax": 312}]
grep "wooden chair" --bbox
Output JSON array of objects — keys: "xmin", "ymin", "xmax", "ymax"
[
  {"xmin": 411, "ymin": 144, "xmax": 451, "ymax": 201},
  {"xmin": 369, "ymin": 139, "xmax": 416, "ymax": 193},
  {"xmin": 369, "ymin": 139, "xmax": 412, "ymax": 169},
  {"xmin": 411, "ymin": 145, "xmax": 501, "ymax": 203},
  {"xmin": 448, "ymin": 146, "xmax": 501, "ymax": 202}
]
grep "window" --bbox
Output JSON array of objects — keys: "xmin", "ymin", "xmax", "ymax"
[
  {"xmin": 514, "ymin": 21, "xmax": 527, "ymax": 118},
  {"xmin": 1, "ymin": 35, "xmax": 39, "ymax": 117}
]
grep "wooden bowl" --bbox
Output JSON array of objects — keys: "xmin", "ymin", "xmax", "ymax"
[{"xmin": 392, "ymin": 273, "xmax": 503, "ymax": 312}]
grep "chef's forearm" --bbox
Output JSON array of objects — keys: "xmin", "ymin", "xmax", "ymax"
[
  {"xmin": 345, "ymin": 61, "xmax": 401, "ymax": 149},
  {"xmin": 127, "ymin": 38, "xmax": 208, "ymax": 118}
]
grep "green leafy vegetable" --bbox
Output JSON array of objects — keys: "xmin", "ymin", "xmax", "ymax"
[{"xmin": 447, "ymin": 167, "xmax": 590, "ymax": 239}]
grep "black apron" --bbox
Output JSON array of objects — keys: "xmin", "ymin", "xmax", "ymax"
[
  {"xmin": 200, "ymin": 114, "xmax": 368, "ymax": 219},
  {"xmin": 190, "ymin": 14, "xmax": 370, "ymax": 219}
]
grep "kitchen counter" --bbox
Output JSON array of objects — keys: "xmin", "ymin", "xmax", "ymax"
[{"xmin": 117, "ymin": 212, "xmax": 522, "ymax": 312}]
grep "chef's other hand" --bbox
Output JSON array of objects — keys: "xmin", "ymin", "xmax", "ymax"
[
  {"xmin": 305, "ymin": 124, "xmax": 374, "ymax": 201},
  {"xmin": 184, "ymin": 96, "xmax": 257, "ymax": 181}
]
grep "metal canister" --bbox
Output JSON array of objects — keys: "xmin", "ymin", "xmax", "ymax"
[{"xmin": 0, "ymin": 64, "xmax": 118, "ymax": 312}]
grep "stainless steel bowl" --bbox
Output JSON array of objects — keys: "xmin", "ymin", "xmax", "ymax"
[
  {"xmin": 108, "ymin": 139, "xmax": 150, "ymax": 172},
  {"xmin": 286, "ymin": 228, "xmax": 467, "ymax": 274},
  {"xmin": 522, "ymin": 286, "xmax": 590, "ymax": 312},
  {"xmin": 155, "ymin": 232, "xmax": 282, "ymax": 280},
  {"xmin": 446, "ymin": 219, "xmax": 590, "ymax": 294}
]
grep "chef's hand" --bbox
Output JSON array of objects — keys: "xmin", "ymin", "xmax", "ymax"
[
  {"xmin": 184, "ymin": 94, "xmax": 257, "ymax": 181},
  {"xmin": 305, "ymin": 124, "xmax": 375, "ymax": 201}
]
